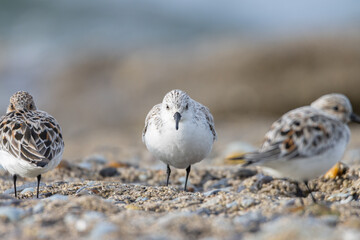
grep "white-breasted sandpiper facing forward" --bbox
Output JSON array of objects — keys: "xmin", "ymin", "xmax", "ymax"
[
  {"xmin": 0, "ymin": 91, "xmax": 64, "ymax": 198},
  {"xmin": 229, "ymin": 93, "xmax": 360, "ymax": 201},
  {"xmin": 142, "ymin": 89, "xmax": 217, "ymax": 191}
]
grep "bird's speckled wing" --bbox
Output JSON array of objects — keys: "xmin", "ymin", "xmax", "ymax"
[
  {"xmin": 0, "ymin": 110, "xmax": 64, "ymax": 167},
  {"xmin": 142, "ymin": 104, "xmax": 162, "ymax": 143},
  {"xmin": 243, "ymin": 106, "xmax": 349, "ymax": 164},
  {"xmin": 196, "ymin": 103, "xmax": 217, "ymax": 141}
]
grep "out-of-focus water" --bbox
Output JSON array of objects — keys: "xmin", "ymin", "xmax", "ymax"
[{"xmin": 0, "ymin": 0, "xmax": 359, "ymax": 118}]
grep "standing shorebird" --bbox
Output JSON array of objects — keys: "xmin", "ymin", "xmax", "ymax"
[
  {"xmin": 0, "ymin": 91, "xmax": 64, "ymax": 198},
  {"xmin": 142, "ymin": 89, "xmax": 217, "ymax": 191},
  {"xmin": 229, "ymin": 93, "xmax": 360, "ymax": 201}
]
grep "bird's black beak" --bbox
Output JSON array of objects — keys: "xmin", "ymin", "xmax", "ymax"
[
  {"xmin": 350, "ymin": 113, "xmax": 360, "ymax": 123},
  {"xmin": 174, "ymin": 112, "xmax": 181, "ymax": 130}
]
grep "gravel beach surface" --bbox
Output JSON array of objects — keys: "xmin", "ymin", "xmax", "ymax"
[{"xmin": 1, "ymin": 153, "xmax": 360, "ymax": 240}]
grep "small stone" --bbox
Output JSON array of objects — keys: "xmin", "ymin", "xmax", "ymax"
[
  {"xmin": 241, "ymin": 197, "xmax": 256, "ymax": 208},
  {"xmin": 33, "ymin": 202, "xmax": 44, "ymax": 214},
  {"xmin": 138, "ymin": 174, "xmax": 148, "ymax": 182},
  {"xmin": 99, "ymin": 167, "xmax": 119, "ymax": 177},
  {"xmin": 233, "ymin": 211, "xmax": 266, "ymax": 231},
  {"xmin": 83, "ymin": 211, "xmax": 105, "ymax": 221},
  {"xmin": 83, "ymin": 154, "xmax": 108, "ymax": 165},
  {"xmin": 251, "ymin": 174, "xmax": 273, "ymax": 190},
  {"xmin": 125, "ymin": 204, "xmax": 142, "ymax": 210},
  {"xmin": 21, "ymin": 187, "xmax": 35, "ymax": 194},
  {"xmin": 4, "ymin": 182, "xmax": 45, "ymax": 194},
  {"xmin": 0, "ymin": 207, "xmax": 25, "ymax": 222},
  {"xmin": 237, "ymin": 185, "xmax": 246, "ymax": 193},
  {"xmin": 135, "ymin": 197, "xmax": 148, "ymax": 202},
  {"xmin": 0, "ymin": 194, "xmax": 14, "ymax": 200},
  {"xmin": 45, "ymin": 194, "xmax": 69, "ymax": 201},
  {"xmin": 203, "ymin": 189, "xmax": 223, "ymax": 197},
  {"xmin": 226, "ymin": 201, "xmax": 238, "ymax": 209},
  {"xmin": 234, "ymin": 168, "xmax": 257, "ymax": 179},
  {"xmin": 89, "ymin": 222, "xmax": 117, "ymax": 239},
  {"xmin": 76, "ymin": 219, "xmax": 88, "ymax": 232},
  {"xmin": 339, "ymin": 195, "xmax": 353, "ymax": 204},
  {"xmin": 78, "ymin": 162, "xmax": 93, "ymax": 170},
  {"xmin": 195, "ymin": 208, "xmax": 211, "ymax": 215},
  {"xmin": 328, "ymin": 192, "xmax": 351, "ymax": 200},
  {"xmin": 320, "ymin": 215, "xmax": 339, "ymax": 227},
  {"xmin": 208, "ymin": 178, "xmax": 229, "ymax": 189},
  {"xmin": 246, "ymin": 216, "xmax": 339, "ymax": 240}
]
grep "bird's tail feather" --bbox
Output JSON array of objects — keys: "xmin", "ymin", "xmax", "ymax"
[{"xmin": 226, "ymin": 146, "xmax": 281, "ymax": 166}]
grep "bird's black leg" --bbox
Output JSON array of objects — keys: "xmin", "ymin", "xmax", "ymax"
[
  {"xmin": 37, "ymin": 175, "xmax": 41, "ymax": 198},
  {"xmin": 304, "ymin": 180, "xmax": 316, "ymax": 203},
  {"xmin": 294, "ymin": 181, "xmax": 305, "ymax": 198},
  {"xmin": 166, "ymin": 165, "xmax": 171, "ymax": 186},
  {"xmin": 13, "ymin": 175, "xmax": 17, "ymax": 198},
  {"xmin": 184, "ymin": 165, "xmax": 191, "ymax": 191}
]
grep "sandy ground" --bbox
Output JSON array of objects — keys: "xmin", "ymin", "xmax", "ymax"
[{"xmin": 0, "ymin": 121, "xmax": 360, "ymax": 240}]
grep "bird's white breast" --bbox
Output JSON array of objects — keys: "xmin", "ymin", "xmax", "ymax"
[{"xmin": 144, "ymin": 119, "xmax": 214, "ymax": 169}]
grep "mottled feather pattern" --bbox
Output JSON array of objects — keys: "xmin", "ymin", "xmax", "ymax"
[
  {"xmin": 246, "ymin": 106, "xmax": 349, "ymax": 164},
  {"xmin": 194, "ymin": 103, "xmax": 217, "ymax": 141},
  {"xmin": 142, "ymin": 104, "xmax": 162, "ymax": 142},
  {"xmin": 0, "ymin": 109, "xmax": 64, "ymax": 167},
  {"xmin": 163, "ymin": 89, "xmax": 190, "ymax": 110}
]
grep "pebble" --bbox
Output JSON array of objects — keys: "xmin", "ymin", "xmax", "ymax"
[
  {"xmin": 45, "ymin": 194, "xmax": 69, "ymax": 201},
  {"xmin": 136, "ymin": 197, "xmax": 149, "ymax": 202},
  {"xmin": 84, "ymin": 154, "xmax": 108, "ymax": 165},
  {"xmin": 237, "ymin": 185, "xmax": 246, "ymax": 193},
  {"xmin": 138, "ymin": 174, "xmax": 148, "ymax": 182},
  {"xmin": 76, "ymin": 219, "xmax": 88, "ymax": 232},
  {"xmin": 83, "ymin": 211, "xmax": 105, "ymax": 221},
  {"xmin": 4, "ymin": 182, "xmax": 45, "ymax": 194},
  {"xmin": 251, "ymin": 174, "xmax": 273, "ymax": 190},
  {"xmin": 78, "ymin": 162, "xmax": 93, "ymax": 170},
  {"xmin": 208, "ymin": 178, "xmax": 229, "ymax": 189},
  {"xmin": 320, "ymin": 215, "xmax": 339, "ymax": 227},
  {"xmin": 234, "ymin": 168, "xmax": 257, "ymax": 179},
  {"xmin": 99, "ymin": 167, "xmax": 119, "ymax": 177},
  {"xmin": 328, "ymin": 192, "xmax": 351, "ymax": 200},
  {"xmin": 233, "ymin": 211, "xmax": 266, "ymax": 230},
  {"xmin": 241, "ymin": 197, "xmax": 256, "ymax": 208},
  {"xmin": 195, "ymin": 208, "xmax": 211, "ymax": 215},
  {"xmin": 226, "ymin": 201, "xmax": 238, "ymax": 209},
  {"xmin": 89, "ymin": 222, "xmax": 117, "ymax": 239},
  {"xmin": 0, "ymin": 207, "xmax": 26, "ymax": 222},
  {"xmin": 0, "ymin": 194, "xmax": 15, "ymax": 200},
  {"xmin": 203, "ymin": 189, "xmax": 223, "ymax": 197},
  {"xmin": 33, "ymin": 202, "xmax": 45, "ymax": 214},
  {"xmin": 339, "ymin": 195, "xmax": 353, "ymax": 204},
  {"xmin": 247, "ymin": 216, "xmax": 339, "ymax": 240},
  {"xmin": 21, "ymin": 187, "xmax": 35, "ymax": 194}
]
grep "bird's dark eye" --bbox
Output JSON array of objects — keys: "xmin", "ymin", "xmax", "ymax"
[
  {"xmin": 185, "ymin": 104, "xmax": 189, "ymax": 110},
  {"xmin": 29, "ymin": 104, "xmax": 33, "ymax": 109},
  {"xmin": 10, "ymin": 104, "xmax": 14, "ymax": 110},
  {"xmin": 333, "ymin": 106, "xmax": 339, "ymax": 111},
  {"xmin": 166, "ymin": 105, "xmax": 170, "ymax": 110}
]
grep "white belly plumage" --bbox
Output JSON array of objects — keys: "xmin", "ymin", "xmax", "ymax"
[
  {"xmin": 0, "ymin": 150, "xmax": 63, "ymax": 178},
  {"xmin": 144, "ymin": 121, "xmax": 214, "ymax": 169},
  {"xmin": 261, "ymin": 140, "xmax": 347, "ymax": 181}
]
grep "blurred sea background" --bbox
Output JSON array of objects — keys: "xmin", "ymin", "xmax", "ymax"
[{"xmin": 0, "ymin": 0, "xmax": 360, "ymax": 163}]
